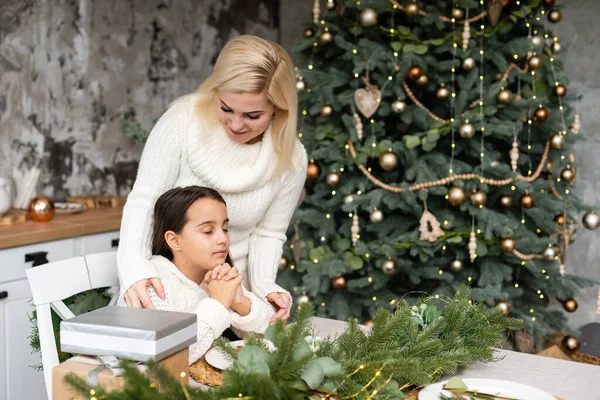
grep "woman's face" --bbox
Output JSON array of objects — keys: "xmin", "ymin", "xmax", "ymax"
[
  {"xmin": 217, "ymin": 90, "xmax": 275, "ymax": 144},
  {"xmin": 173, "ymin": 198, "xmax": 230, "ymax": 271}
]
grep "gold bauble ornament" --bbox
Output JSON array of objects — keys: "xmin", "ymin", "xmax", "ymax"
[
  {"xmin": 562, "ymin": 298, "xmax": 578, "ymax": 313},
  {"xmin": 560, "ymin": 167, "xmax": 575, "ymax": 183},
  {"xmin": 551, "ymin": 41, "xmax": 561, "ymax": 54},
  {"xmin": 326, "ymin": 0, "xmax": 336, "ymax": 11},
  {"xmin": 470, "ymin": 190, "xmax": 487, "ymax": 207},
  {"xmin": 497, "ymin": 88, "xmax": 513, "ymax": 105},
  {"xmin": 555, "ymin": 214, "xmax": 566, "ymax": 226},
  {"xmin": 320, "ymin": 31, "xmax": 334, "ymax": 44},
  {"xmin": 542, "ymin": 246, "xmax": 557, "ymax": 261},
  {"xmin": 462, "ymin": 57, "xmax": 476, "ymax": 71},
  {"xmin": 496, "ymin": 300, "xmax": 511, "ymax": 316},
  {"xmin": 405, "ymin": 2, "xmax": 420, "ymax": 17},
  {"xmin": 416, "ymin": 75, "xmax": 429, "ymax": 87},
  {"xmin": 554, "ymin": 84, "xmax": 567, "ymax": 97},
  {"xmin": 307, "ymin": 162, "xmax": 321, "ymax": 181},
  {"xmin": 381, "ymin": 257, "xmax": 398, "ymax": 275},
  {"xmin": 296, "ymin": 78, "xmax": 306, "ymax": 93},
  {"xmin": 527, "ymin": 55, "xmax": 543, "ymax": 71},
  {"xmin": 279, "ymin": 256, "xmax": 289, "ymax": 270},
  {"xmin": 407, "ymin": 65, "xmax": 424, "ymax": 80},
  {"xmin": 531, "ymin": 35, "xmax": 544, "ymax": 48},
  {"xmin": 500, "ymin": 238, "xmax": 516, "ymax": 253},
  {"xmin": 326, "ymin": 171, "xmax": 341, "ymax": 187},
  {"xmin": 548, "ymin": 8, "xmax": 562, "ymax": 23},
  {"xmin": 582, "ymin": 211, "xmax": 600, "ymax": 230},
  {"xmin": 379, "ymin": 151, "xmax": 399, "ymax": 171},
  {"xmin": 304, "ymin": 27, "xmax": 314, "ymax": 38},
  {"xmin": 359, "ymin": 7, "xmax": 378, "ymax": 27},
  {"xmin": 447, "ymin": 186, "xmax": 467, "ymax": 207},
  {"xmin": 391, "ymin": 99, "xmax": 407, "ymax": 113},
  {"xmin": 450, "ymin": 259, "xmax": 464, "ymax": 273},
  {"xmin": 534, "ymin": 106, "xmax": 549, "ymax": 123},
  {"xmin": 500, "ymin": 195, "xmax": 513, "ymax": 208},
  {"xmin": 562, "ymin": 335, "xmax": 580, "ymax": 353},
  {"xmin": 436, "ymin": 85, "xmax": 451, "ymax": 100},
  {"xmin": 451, "ymin": 7, "xmax": 465, "ymax": 19},
  {"xmin": 320, "ymin": 104, "xmax": 333, "ymax": 117},
  {"xmin": 297, "ymin": 294, "xmax": 311, "ymax": 304},
  {"xmin": 520, "ymin": 193, "xmax": 535, "ymax": 209},
  {"xmin": 459, "ymin": 120, "xmax": 475, "ymax": 139},
  {"xmin": 343, "ymin": 194, "xmax": 354, "ymax": 204},
  {"xmin": 550, "ymin": 133, "xmax": 565, "ymax": 149},
  {"xmin": 332, "ymin": 276, "xmax": 347, "ymax": 290},
  {"xmin": 370, "ymin": 209, "xmax": 384, "ymax": 224},
  {"xmin": 28, "ymin": 196, "xmax": 55, "ymax": 222}
]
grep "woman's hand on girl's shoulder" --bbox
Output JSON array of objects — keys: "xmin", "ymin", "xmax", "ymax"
[
  {"xmin": 266, "ymin": 292, "xmax": 291, "ymax": 323},
  {"xmin": 124, "ymin": 278, "xmax": 165, "ymax": 309}
]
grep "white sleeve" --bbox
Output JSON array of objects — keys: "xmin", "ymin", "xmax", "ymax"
[
  {"xmin": 248, "ymin": 143, "xmax": 307, "ymax": 300},
  {"xmin": 116, "ymin": 103, "xmax": 189, "ymax": 292},
  {"xmin": 230, "ymin": 287, "xmax": 275, "ymax": 335}
]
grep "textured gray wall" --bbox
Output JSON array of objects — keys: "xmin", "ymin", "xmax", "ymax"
[
  {"xmin": 0, "ymin": 0, "xmax": 277, "ymax": 199},
  {"xmin": 279, "ymin": 1, "xmax": 600, "ymax": 329}
]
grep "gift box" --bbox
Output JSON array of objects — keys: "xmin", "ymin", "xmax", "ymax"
[
  {"xmin": 52, "ymin": 347, "xmax": 189, "ymax": 400},
  {"xmin": 60, "ymin": 306, "xmax": 197, "ymax": 362}
]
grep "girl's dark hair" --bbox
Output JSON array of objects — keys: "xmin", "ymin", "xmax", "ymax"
[{"xmin": 152, "ymin": 186, "xmax": 232, "ymax": 264}]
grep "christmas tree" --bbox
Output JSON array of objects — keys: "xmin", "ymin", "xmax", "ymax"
[{"xmin": 279, "ymin": 0, "xmax": 599, "ymax": 347}]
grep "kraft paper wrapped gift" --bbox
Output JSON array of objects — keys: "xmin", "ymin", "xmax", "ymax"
[{"xmin": 60, "ymin": 306, "xmax": 197, "ymax": 361}]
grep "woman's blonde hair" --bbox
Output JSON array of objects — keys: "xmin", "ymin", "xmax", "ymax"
[{"xmin": 187, "ymin": 35, "xmax": 298, "ymax": 172}]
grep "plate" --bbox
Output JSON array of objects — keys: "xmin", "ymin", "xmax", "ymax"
[
  {"xmin": 205, "ymin": 339, "xmax": 275, "ymax": 370},
  {"xmin": 55, "ymin": 202, "xmax": 87, "ymax": 214},
  {"xmin": 418, "ymin": 378, "xmax": 556, "ymax": 400}
]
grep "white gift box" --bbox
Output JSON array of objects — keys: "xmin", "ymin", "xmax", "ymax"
[{"xmin": 60, "ymin": 306, "xmax": 197, "ymax": 362}]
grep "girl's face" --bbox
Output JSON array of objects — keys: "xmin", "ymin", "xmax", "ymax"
[
  {"xmin": 217, "ymin": 90, "xmax": 275, "ymax": 145},
  {"xmin": 169, "ymin": 198, "xmax": 230, "ymax": 271}
]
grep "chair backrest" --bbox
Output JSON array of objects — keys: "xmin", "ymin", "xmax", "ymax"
[{"xmin": 25, "ymin": 251, "xmax": 119, "ymax": 400}]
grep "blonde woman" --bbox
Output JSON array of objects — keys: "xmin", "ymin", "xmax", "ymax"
[{"xmin": 118, "ymin": 35, "xmax": 307, "ymax": 322}]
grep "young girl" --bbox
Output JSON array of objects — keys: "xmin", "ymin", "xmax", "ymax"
[{"xmin": 119, "ymin": 185, "xmax": 275, "ymax": 364}]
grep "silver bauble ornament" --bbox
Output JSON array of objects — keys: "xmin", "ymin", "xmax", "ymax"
[
  {"xmin": 392, "ymin": 99, "xmax": 407, "ymax": 114},
  {"xmin": 583, "ymin": 211, "xmax": 600, "ymax": 230},
  {"xmin": 450, "ymin": 259, "xmax": 464, "ymax": 273},
  {"xmin": 379, "ymin": 151, "xmax": 399, "ymax": 171},
  {"xmin": 550, "ymin": 133, "xmax": 565, "ymax": 149},
  {"xmin": 542, "ymin": 246, "xmax": 557, "ymax": 261},
  {"xmin": 531, "ymin": 35, "xmax": 544, "ymax": 48},
  {"xmin": 298, "ymin": 294, "xmax": 311, "ymax": 304},
  {"xmin": 360, "ymin": 8, "xmax": 378, "ymax": 27},
  {"xmin": 459, "ymin": 121, "xmax": 475, "ymax": 139},
  {"xmin": 381, "ymin": 258, "xmax": 398, "ymax": 275},
  {"xmin": 326, "ymin": 0, "xmax": 336, "ymax": 11},
  {"xmin": 343, "ymin": 195, "xmax": 354, "ymax": 204},
  {"xmin": 326, "ymin": 171, "xmax": 341, "ymax": 187},
  {"xmin": 462, "ymin": 57, "xmax": 476, "ymax": 71},
  {"xmin": 296, "ymin": 79, "xmax": 306, "ymax": 92},
  {"xmin": 370, "ymin": 209, "xmax": 384, "ymax": 224},
  {"xmin": 560, "ymin": 167, "xmax": 575, "ymax": 183}
]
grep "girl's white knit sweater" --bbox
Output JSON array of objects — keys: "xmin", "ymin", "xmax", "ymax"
[
  {"xmin": 117, "ymin": 255, "xmax": 275, "ymax": 364},
  {"xmin": 117, "ymin": 98, "xmax": 307, "ymax": 300}
]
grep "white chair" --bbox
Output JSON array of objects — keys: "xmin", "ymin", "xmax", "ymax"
[{"xmin": 25, "ymin": 251, "xmax": 119, "ymax": 400}]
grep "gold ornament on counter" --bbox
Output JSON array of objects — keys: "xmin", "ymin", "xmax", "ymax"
[
  {"xmin": 296, "ymin": 77, "xmax": 307, "ymax": 93},
  {"xmin": 436, "ymin": 84, "xmax": 451, "ymax": 100},
  {"xmin": 527, "ymin": 54, "xmax": 543, "ymax": 71},
  {"xmin": 542, "ymin": 246, "xmax": 557, "ymax": 262},
  {"xmin": 320, "ymin": 31, "xmax": 334, "ymax": 45},
  {"xmin": 459, "ymin": 120, "xmax": 475, "ymax": 139},
  {"xmin": 496, "ymin": 300, "xmax": 511, "ymax": 316},
  {"xmin": 554, "ymin": 84, "xmax": 567, "ymax": 97},
  {"xmin": 447, "ymin": 186, "xmax": 467, "ymax": 206},
  {"xmin": 279, "ymin": 256, "xmax": 289, "ymax": 270},
  {"xmin": 370, "ymin": 209, "xmax": 384, "ymax": 224},
  {"xmin": 419, "ymin": 208, "xmax": 444, "ymax": 243},
  {"xmin": 320, "ymin": 104, "xmax": 333, "ymax": 117},
  {"xmin": 462, "ymin": 57, "xmax": 476, "ymax": 71},
  {"xmin": 550, "ymin": 133, "xmax": 565, "ymax": 149},
  {"xmin": 416, "ymin": 74, "xmax": 429, "ymax": 87},
  {"xmin": 381, "ymin": 257, "xmax": 398, "ymax": 275},
  {"xmin": 332, "ymin": 276, "xmax": 347, "ymax": 290},
  {"xmin": 379, "ymin": 150, "xmax": 399, "ymax": 171},
  {"xmin": 500, "ymin": 195, "xmax": 513, "ymax": 208},
  {"xmin": 500, "ymin": 238, "xmax": 516, "ymax": 253},
  {"xmin": 407, "ymin": 65, "xmax": 424, "ymax": 80},
  {"xmin": 450, "ymin": 259, "xmax": 464, "ymax": 273},
  {"xmin": 560, "ymin": 167, "xmax": 575, "ymax": 184},
  {"xmin": 548, "ymin": 8, "xmax": 562, "ymax": 23},
  {"xmin": 562, "ymin": 298, "xmax": 578, "ymax": 313},
  {"xmin": 562, "ymin": 335, "xmax": 580, "ymax": 354},
  {"xmin": 391, "ymin": 99, "xmax": 407, "ymax": 114},
  {"xmin": 497, "ymin": 88, "xmax": 513, "ymax": 105},
  {"xmin": 405, "ymin": 1, "xmax": 420, "ymax": 17},
  {"xmin": 520, "ymin": 193, "xmax": 535, "ymax": 209},
  {"xmin": 28, "ymin": 196, "xmax": 55, "ymax": 222},
  {"xmin": 326, "ymin": 171, "xmax": 341, "ymax": 188},
  {"xmin": 534, "ymin": 106, "xmax": 549, "ymax": 123},
  {"xmin": 359, "ymin": 7, "xmax": 378, "ymax": 27},
  {"xmin": 451, "ymin": 7, "xmax": 465, "ymax": 19},
  {"xmin": 307, "ymin": 161, "xmax": 321, "ymax": 181},
  {"xmin": 582, "ymin": 211, "xmax": 600, "ymax": 230},
  {"xmin": 470, "ymin": 190, "xmax": 487, "ymax": 207},
  {"xmin": 509, "ymin": 141, "xmax": 520, "ymax": 172},
  {"xmin": 304, "ymin": 27, "xmax": 314, "ymax": 38}
]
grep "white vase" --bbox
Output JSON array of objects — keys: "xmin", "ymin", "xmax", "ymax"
[{"xmin": 0, "ymin": 178, "xmax": 12, "ymax": 215}]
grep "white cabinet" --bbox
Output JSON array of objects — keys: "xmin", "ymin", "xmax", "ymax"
[{"xmin": 0, "ymin": 230, "xmax": 120, "ymax": 400}]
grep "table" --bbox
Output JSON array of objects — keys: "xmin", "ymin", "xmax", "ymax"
[{"xmin": 311, "ymin": 317, "xmax": 599, "ymax": 400}]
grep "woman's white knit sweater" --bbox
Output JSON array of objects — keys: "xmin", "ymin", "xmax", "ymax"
[
  {"xmin": 117, "ymin": 255, "xmax": 275, "ymax": 364},
  {"xmin": 117, "ymin": 98, "xmax": 307, "ymax": 300}
]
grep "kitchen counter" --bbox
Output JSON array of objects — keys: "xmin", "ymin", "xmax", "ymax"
[{"xmin": 0, "ymin": 207, "xmax": 123, "ymax": 250}]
